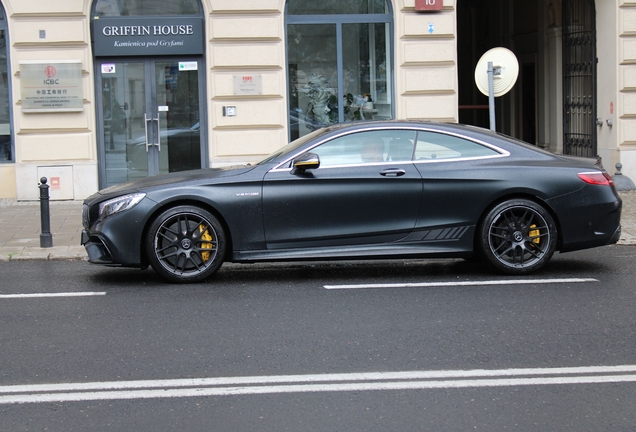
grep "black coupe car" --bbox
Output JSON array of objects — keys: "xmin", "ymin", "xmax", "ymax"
[{"xmin": 81, "ymin": 120, "xmax": 622, "ymax": 283}]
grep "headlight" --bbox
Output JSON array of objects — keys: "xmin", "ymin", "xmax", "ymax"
[{"xmin": 98, "ymin": 193, "xmax": 146, "ymax": 220}]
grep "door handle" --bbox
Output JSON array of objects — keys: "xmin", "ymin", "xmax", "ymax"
[
  {"xmin": 156, "ymin": 114, "xmax": 161, "ymax": 152},
  {"xmin": 380, "ymin": 168, "xmax": 406, "ymax": 177},
  {"xmin": 144, "ymin": 113, "xmax": 159, "ymax": 152}
]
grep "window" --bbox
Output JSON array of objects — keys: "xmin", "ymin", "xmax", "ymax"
[
  {"xmin": 0, "ymin": 7, "xmax": 12, "ymax": 163},
  {"xmin": 312, "ymin": 130, "xmax": 415, "ymax": 167},
  {"xmin": 286, "ymin": 0, "xmax": 393, "ymax": 140},
  {"xmin": 287, "ymin": 0, "xmax": 387, "ymax": 15},
  {"xmin": 94, "ymin": 0, "xmax": 201, "ymax": 16},
  {"xmin": 415, "ymin": 132, "xmax": 501, "ymax": 161}
]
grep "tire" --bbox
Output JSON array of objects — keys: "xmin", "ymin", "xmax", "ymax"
[
  {"xmin": 146, "ymin": 206, "xmax": 225, "ymax": 283},
  {"xmin": 479, "ymin": 199, "xmax": 557, "ymax": 275}
]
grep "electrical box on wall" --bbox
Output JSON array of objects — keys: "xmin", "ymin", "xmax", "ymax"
[
  {"xmin": 223, "ymin": 106, "xmax": 237, "ymax": 117},
  {"xmin": 37, "ymin": 166, "xmax": 74, "ymax": 200}
]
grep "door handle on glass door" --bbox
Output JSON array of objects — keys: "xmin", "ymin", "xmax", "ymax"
[{"xmin": 144, "ymin": 113, "xmax": 160, "ymax": 152}]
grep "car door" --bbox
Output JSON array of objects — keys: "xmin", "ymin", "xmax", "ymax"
[{"xmin": 262, "ymin": 129, "xmax": 422, "ymax": 249}]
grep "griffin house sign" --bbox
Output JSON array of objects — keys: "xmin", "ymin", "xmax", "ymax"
[{"xmin": 93, "ymin": 17, "xmax": 203, "ymax": 56}]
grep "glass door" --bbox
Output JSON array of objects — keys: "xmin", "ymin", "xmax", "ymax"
[{"xmin": 97, "ymin": 58, "xmax": 204, "ymax": 188}]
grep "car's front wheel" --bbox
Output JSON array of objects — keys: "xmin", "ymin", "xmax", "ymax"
[
  {"xmin": 145, "ymin": 206, "xmax": 225, "ymax": 283},
  {"xmin": 479, "ymin": 199, "xmax": 557, "ymax": 275}
]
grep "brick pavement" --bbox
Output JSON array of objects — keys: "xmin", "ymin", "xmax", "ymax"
[{"xmin": 0, "ymin": 192, "xmax": 635, "ymax": 261}]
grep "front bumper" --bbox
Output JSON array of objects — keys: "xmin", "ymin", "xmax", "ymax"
[
  {"xmin": 81, "ymin": 230, "xmax": 119, "ymax": 265},
  {"xmin": 80, "ymin": 196, "xmax": 157, "ymax": 267}
]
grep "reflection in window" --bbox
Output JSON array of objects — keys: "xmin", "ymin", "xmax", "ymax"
[
  {"xmin": 415, "ymin": 132, "xmax": 501, "ymax": 161},
  {"xmin": 287, "ymin": 0, "xmax": 393, "ymax": 140},
  {"xmin": 0, "ymin": 8, "xmax": 12, "ymax": 163},
  {"xmin": 94, "ymin": 0, "xmax": 201, "ymax": 16},
  {"xmin": 312, "ymin": 130, "xmax": 415, "ymax": 167},
  {"xmin": 287, "ymin": 0, "xmax": 387, "ymax": 15}
]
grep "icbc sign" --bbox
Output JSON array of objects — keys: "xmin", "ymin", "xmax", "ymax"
[
  {"xmin": 44, "ymin": 65, "xmax": 59, "ymax": 85},
  {"xmin": 415, "ymin": 0, "xmax": 443, "ymax": 11}
]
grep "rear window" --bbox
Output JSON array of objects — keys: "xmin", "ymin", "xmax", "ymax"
[{"xmin": 415, "ymin": 131, "xmax": 501, "ymax": 161}]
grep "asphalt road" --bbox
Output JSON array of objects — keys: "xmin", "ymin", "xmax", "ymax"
[{"xmin": 1, "ymin": 246, "xmax": 636, "ymax": 431}]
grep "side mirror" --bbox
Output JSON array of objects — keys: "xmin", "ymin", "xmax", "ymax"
[{"xmin": 291, "ymin": 152, "xmax": 320, "ymax": 174}]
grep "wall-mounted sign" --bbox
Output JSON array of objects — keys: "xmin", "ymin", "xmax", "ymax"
[
  {"xmin": 20, "ymin": 60, "xmax": 83, "ymax": 112},
  {"xmin": 415, "ymin": 0, "xmax": 444, "ymax": 11},
  {"xmin": 233, "ymin": 75, "xmax": 262, "ymax": 95},
  {"xmin": 92, "ymin": 17, "xmax": 204, "ymax": 56},
  {"xmin": 179, "ymin": 61, "xmax": 198, "ymax": 71},
  {"xmin": 102, "ymin": 63, "xmax": 116, "ymax": 73}
]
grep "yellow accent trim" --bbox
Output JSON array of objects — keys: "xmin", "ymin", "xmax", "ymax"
[
  {"xmin": 529, "ymin": 224, "xmax": 540, "ymax": 244},
  {"xmin": 200, "ymin": 225, "xmax": 213, "ymax": 261}
]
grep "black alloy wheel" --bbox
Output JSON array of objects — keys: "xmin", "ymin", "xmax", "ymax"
[
  {"xmin": 480, "ymin": 199, "xmax": 557, "ymax": 274},
  {"xmin": 146, "ymin": 206, "xmax": 226, "ymax": 283}
]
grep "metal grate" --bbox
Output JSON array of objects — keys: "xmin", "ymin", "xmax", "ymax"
[{"xmin": 563, "ymin": 0, "xmax": 596, "ymax": 158}]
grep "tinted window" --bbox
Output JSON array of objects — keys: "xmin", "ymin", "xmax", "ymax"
[
  {"xmin": 286, "ymin": 0, "xmax": 393, "ymax": 140},
  {"xmin": 312, "ymin": 130, "xmax": 415, "ymax": 167},
  {"xmin": 94, "ymin": 0, "xmax": 201, "ymax": 16},
  {"xmin": 415, "ymin": 131, "xmax": 500, "ymax": 161},
  {"xmin": 287, "ymin": 0, "xmax": 387, "ymax": 15}
]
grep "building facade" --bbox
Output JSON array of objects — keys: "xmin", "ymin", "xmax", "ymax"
[{"xmin": 0, "ymin": 0, "xmax": 633, "ymax": 200}]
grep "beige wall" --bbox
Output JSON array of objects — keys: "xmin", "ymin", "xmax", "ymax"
[
  {"xmin": 618, "ymin": 0, "xmax": 636, "ymax": 178},
  {"xmin": 597, "ymin": 0, "xmax": 619, "ymax": 171},
  {"xmin": 2, "ymin": 0, "xmax": 97, "ymax": 200},
  {"xmin": 395, "ymin": 0, "xmax": 457, "ymax": 121}
]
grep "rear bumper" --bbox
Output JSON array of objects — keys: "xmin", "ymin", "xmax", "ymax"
[
  {"xmin": 608, "ymin": 224, "xmax": 622, "ymax": 245},
  {"xmin": 556, "ymin": 194, "xmax": 622, "ymax": 252}
]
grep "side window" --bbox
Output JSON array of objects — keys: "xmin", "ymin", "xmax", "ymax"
[
  {"xmin": 414, "ymin": 131, "xmax": 501, "ymax": 161},
  {"xmin": 312, "ymin": 130, "xmax": 416, "ymax": 167}
]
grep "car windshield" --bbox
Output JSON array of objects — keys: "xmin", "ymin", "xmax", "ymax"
[{"xmin": 256, "ymin": 128, "xmax": 328, "ymax": 165}]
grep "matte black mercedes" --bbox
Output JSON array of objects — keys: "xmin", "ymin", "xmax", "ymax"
[{"xmin": 81, "ymin": 121, "xmax": 622, "ymax": 283}]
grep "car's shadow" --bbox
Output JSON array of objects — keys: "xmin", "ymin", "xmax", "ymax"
[{"xmin": 86, "ymin": 254, "xmax": 612, "ymax": 289}]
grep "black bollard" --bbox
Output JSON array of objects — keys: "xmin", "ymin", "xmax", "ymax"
[{"xmin": 39, "ymin": 177, "xmax": 53, "ymax": 248}]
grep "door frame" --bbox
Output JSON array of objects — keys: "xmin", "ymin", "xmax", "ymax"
[{"xmin": 94, "ymin": 56, "xmax": 208, "ymax": 188}]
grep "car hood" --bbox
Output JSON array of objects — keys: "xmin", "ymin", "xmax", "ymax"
[{"xmin": 89, "ymin": 165, "xmax": 257, "ymax": 201}]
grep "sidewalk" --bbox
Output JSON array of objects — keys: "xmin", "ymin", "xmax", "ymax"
[{"xmin": 1, "ymin": 192, "xmax": 636, "ymax": 261}]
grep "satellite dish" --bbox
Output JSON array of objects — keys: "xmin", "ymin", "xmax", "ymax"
[{"xmin": 474, "ymin": 47, "xmax": 519, "ymax": 97}]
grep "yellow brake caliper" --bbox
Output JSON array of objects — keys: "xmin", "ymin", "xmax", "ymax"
[
  {"xmin": 199, "ymin": 225, "xmax": 213, "ymax": 261},
  {"xmin": 529, "ymin": 224, "xmax": 540, "ymax": 244}
]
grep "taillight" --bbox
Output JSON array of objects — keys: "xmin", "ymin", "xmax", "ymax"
[{"xmin": 578, "ymin": 171, "xmax": 614, "ymax": 186}]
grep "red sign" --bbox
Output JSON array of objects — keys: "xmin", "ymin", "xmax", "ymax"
[
  {"xmin": 44, "ymin": 66, "xmax": 57, "ymax": 78},
  {"xmin": 415, "ymin": 0, "xmax": 443, "ymax": 11},
  {"xmin": 50, "ymin": 177, "xmax": 60, "ymax": 190}
]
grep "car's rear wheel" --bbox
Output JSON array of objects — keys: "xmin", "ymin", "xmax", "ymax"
[
  {"xmin": 479, "ymin": 199, "xmax": 557, "ymax": 274},
  {"xmin": 146, "ymin": 206, "xmax": 225, "ymax": 283}
]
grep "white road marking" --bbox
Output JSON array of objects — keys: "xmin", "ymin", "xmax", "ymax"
[
  {"xmin": 0, "ymin": 292, "xmax": 106, "ymax": 299},
  {"xmin": 324, "ymin": 278, "xmax": 598, "ymax": 289},
  {"xmin": 1, "ymin": 365, "xmax": 635, "ymax": 405}
]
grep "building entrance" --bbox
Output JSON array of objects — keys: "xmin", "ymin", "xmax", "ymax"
[
  {"xmin": 91, "ymin": 0, "xmax": 205, "ymax": 188},
  {"xmin": 96, "ymin": 58, "xmax": 204, "ymax": 188}
]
